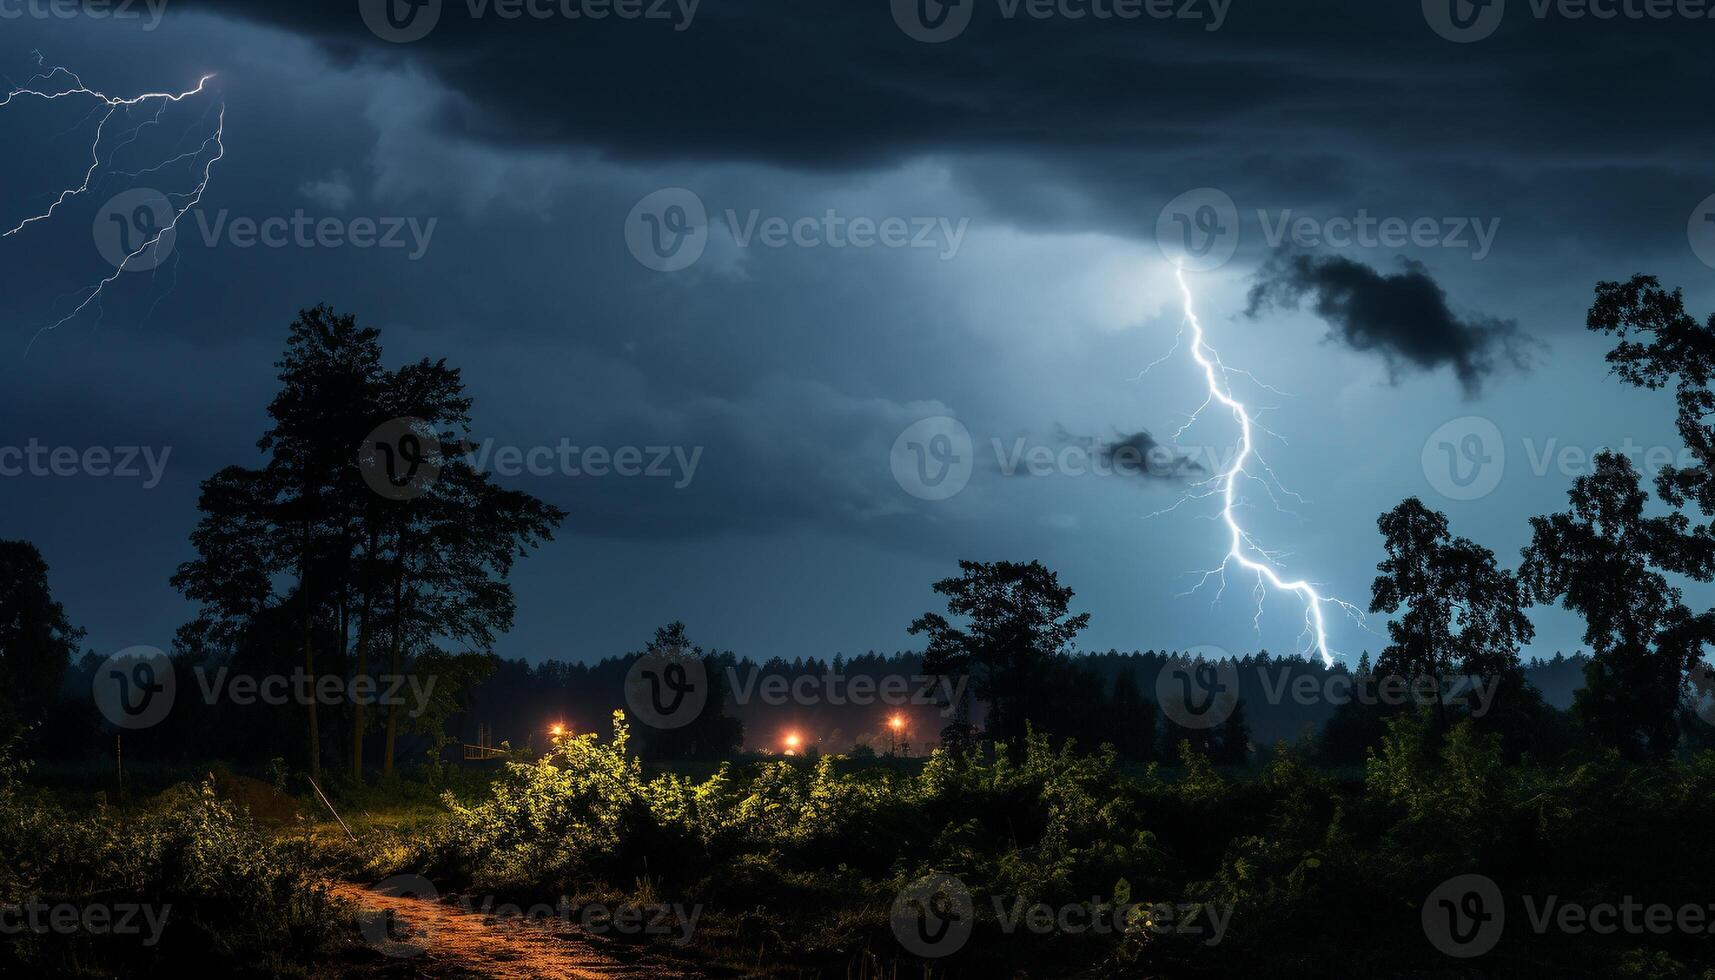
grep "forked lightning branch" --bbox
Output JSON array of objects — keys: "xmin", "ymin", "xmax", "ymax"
[
  {"xmin": 1162, "ymin": 264, "xmax": 1361, "ymax": 667},
  {"xmin": 1, "ymin": 53, "xmax": 225, "ymax": 353}
]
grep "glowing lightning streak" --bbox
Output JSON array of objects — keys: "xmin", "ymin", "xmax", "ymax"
[
  {"xmin": 2, "ymin": 55, "xmax": 225, "ymax": 354},
  {"xmin": 1171, "ymin": 263, "xmax": 1358, "ymax": 667}
]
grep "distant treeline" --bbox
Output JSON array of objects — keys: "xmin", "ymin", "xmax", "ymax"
[
  {"xmin": 25, "ymin": 636, "xmax": 1594, "ymax": 773},
  {"xmin": 451, "ymin": 647, "xmax": 1595, "ymax": 762}
]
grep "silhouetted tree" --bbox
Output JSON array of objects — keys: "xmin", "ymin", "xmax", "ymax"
[
  {"xmin": 1108, "ymin": 666, "xmax": 1158, "ymax": 761},
  {"xmin": 1587, "ymin": 275, "xmax": 1715, "ymax": 517},
  {"xmin": 1582, "ymin": 275, "xmax": 1715, "ymax": 754},
  {"xmin": 406, "ymin": 648, "xmax": 499, "ymax": 776},
  {"xmin": 1521, "ymin": 452, "xmax": 1715, "ymax": 760},
  {"xmin": 1210, "ymin": 698, "xmax": 1252, "ymax": 766},
  {"xmin": 909, "ymin": 560, "xmax": 1090, "ymax": 745},
  {"xmin": 631, "ymin": 622, "xmax": 743, "ymax": 760},
  {"xmin": 260, "ymin": 306, "xmax": 386, "ymax": 780},
  {"xmin": 1320, "ymin": 654, "xmax": 1398, "ymax": 766},
  {"xmin": 1371, "ymin": 498, "xmax": 1533, "ymax": 731},
  {"xmin": 0, "ymin": 541, "xmax": 83, "ymax": 733},
  {"xmin": 371, "ymin": 364, "xmax": 563, "ymax": 776},
  {"xmin": 175, "ymin": 307, "xmax": 563, "ymax": 780},
  {"xmin": 171, "ymin": 467, "xmax": 280, "ymax": 650}
]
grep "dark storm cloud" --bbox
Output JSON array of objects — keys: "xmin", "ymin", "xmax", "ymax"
[
  {"xmin": 1243, "ymin": 251, "xmax": 1532, "ymax": 396},
  {"xmin": 1035, "ymin": 427, "xmax": 1202, "ymax": 483},
  {"xmin": 175, "ymin": 0, "xmax": 1712, "ymax": 176},
  {"xmin": 136, "ymin": 0, "xmax": 1713, "ymax": 277},
  {"xmin": 1097, "ymin": 430, "xmax": 1204, "ymax": 482}
]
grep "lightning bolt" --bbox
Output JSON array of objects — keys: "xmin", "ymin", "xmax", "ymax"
[
  {"xmin": 1161, "ymin": 263, "xmax": 1361, "ymax": 667},
  {"xmin": 2, "ymin": 53, "xmax": 225, "ymax": 354}
]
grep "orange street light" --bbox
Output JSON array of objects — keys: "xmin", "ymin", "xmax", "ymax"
[
  {"xmin": 784, "ymin": 732, "xmax": 802, "ymax": 754},
  {"xmin": 548, "ymin": 723, "xmax": 568, "ymax": 737},
  {"xmin": 888, "ymin": 714, "xmax": 905, "ymax": 731}
]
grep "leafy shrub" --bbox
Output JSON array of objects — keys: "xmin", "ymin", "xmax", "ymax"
[{"xmin": 0, "ymin": 737, "xmax": 346, "ymax": 977}]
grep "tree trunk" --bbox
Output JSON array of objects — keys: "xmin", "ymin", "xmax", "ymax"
[
  {"xmin": 301, "ymin": 518, "xmax": 320, "ymax": 782},
  {"xmin": 382, "ymin": 550, "xmax": 405, "ymax": 777},
  {"xmin": 350, "ymin": 525, "xmax": 378, "ymax": 783}
]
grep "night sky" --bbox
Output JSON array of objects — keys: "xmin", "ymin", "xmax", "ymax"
[{"xmin": 2, "ymin": 0, "xmax": 1712, "ymax": 666}]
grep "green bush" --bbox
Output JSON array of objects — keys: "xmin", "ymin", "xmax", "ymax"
[{"xmin": 0, "ymin": 738, "xmax": 347, "ymax": 977}]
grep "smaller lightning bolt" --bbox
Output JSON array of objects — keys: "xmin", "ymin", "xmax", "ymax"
[
  {"xmin": 1164, "ymin": 263, "xmax": 1361, "ymax": 667},
  {"xmin": 3, "ymin": 54, "xmax": 225, "ymax": 354}
]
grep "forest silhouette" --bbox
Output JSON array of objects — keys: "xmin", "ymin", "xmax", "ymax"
[{"xmin": 7, "ymin": 275, "xmax": 1715, "ymax": 977}]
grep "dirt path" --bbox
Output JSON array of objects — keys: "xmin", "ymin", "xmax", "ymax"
[{"xmin": 329, "ymin": 881, "xmax": 701, "ymax": 979}]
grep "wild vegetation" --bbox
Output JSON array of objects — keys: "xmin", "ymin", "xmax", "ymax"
[
  {"xmin": 0, "ymin": 737, "xmax": 350, "ymax": 977},
  {"xmin": 6, "ymin": 276, "xmax": 1715, "ymax": 976}
]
